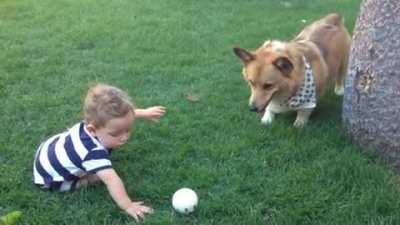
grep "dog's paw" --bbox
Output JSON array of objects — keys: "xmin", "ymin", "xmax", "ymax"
[
  {"xmin": 293, "ymin": 118, "xmax": 306, "ymax": 128},
  {"xmin": 334, "ymin": 85, "xmax": 344, "ymax": 95},
  {"xmin": 261, "ymin": 111, "xmax": 274, "ymax": 125}
]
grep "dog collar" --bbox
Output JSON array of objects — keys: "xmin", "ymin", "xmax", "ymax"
[{"xmin": 283, "ymin": 56, "xmax": 317, "ymax": 109}]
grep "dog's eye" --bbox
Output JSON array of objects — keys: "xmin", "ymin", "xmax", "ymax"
[{"xmin": 263, "ymin": 83, "xmax": 273, "ymax": 90}]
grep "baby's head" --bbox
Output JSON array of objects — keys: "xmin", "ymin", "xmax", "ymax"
[{"xmin": 83, "ymin": 83, "xmax": 136, "ymax": 149}]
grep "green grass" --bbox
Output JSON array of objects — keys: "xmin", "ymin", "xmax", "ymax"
[{"xmin": 2, "ymin": 0, "xmax": 400, "ymax": 224}]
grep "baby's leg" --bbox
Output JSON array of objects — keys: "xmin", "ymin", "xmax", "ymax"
[
  {"xmin": 76, "ymin": 174, "xmax": 101, "ymax": 189},
  {"xmin": 37, "ymin": 181, "xmax": 76, "ymax": 192}
]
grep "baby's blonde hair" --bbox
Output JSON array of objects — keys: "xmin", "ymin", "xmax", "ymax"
[{"xmin": 83, "ymin": 83, "xmax": 135, "ymax": 127}]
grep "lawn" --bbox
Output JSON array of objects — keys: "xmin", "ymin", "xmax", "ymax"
[{"xmin": 2, "ymin": 0, "xmax": 400, "ymax": 224}]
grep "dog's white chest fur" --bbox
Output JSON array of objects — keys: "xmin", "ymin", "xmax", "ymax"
[
  {"xmin": 260, "ymin": 100, "xmax": 290, "ymax": 125},
  {"xmin": 268, "ymin": 100, "xmax": 291, "ymax": 113}
]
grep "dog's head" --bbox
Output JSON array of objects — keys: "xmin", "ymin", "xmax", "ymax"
[{"xmin": 233, "ymin": 41, "xmax": 301, "ymax": 114}]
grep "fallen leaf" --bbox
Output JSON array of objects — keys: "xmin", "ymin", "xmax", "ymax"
[{"xmin": 186, "ymin": 94, "xmax": 200, "ymax": 102}]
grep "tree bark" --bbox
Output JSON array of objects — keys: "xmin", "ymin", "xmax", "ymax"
[{"xmin": 343, "ymin": 0, "xmax": 400, "ymax": 168}]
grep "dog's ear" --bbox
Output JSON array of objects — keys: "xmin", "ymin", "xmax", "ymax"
[
  {"xmin": 273, "ymin": 56, "xmax": 293, "ymax": 77},
  {"xmin": 233, "ymin": 47, "xmax": 254, "ymax": 63}
]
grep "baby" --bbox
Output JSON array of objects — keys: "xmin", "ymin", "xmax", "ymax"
[{"xmin": 33, "ymin": 83, "xmax": 166, "ymax": 221}]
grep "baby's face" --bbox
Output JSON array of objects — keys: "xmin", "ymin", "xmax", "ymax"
[{"xmin": 93, "ymin": 112, "xmax": 135, "ymax": 149}]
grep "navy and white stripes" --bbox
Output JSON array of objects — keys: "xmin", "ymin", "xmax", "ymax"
[{"xmin": 33, "ymin": 122, "xmax": 112, "ymax": 188}]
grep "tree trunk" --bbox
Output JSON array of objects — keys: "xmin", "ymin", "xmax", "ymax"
[{"xmin": 343, "ymin": 0, "xmax": 400, "ymax": 168}]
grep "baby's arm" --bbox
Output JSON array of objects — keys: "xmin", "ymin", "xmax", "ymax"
[
  {"xmin": 96, "ymin": 168, "xmax": 153, "ymax": 222},
  {"xmin": 135, "ymin": 106, "xmax": 166, "ymax": 122}
]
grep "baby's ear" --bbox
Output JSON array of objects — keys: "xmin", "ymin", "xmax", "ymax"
[{"xmin": 85, "ymin": 123, "xmax": 97, "ymax": 135}]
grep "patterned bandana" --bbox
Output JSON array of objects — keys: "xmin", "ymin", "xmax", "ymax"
[{"xmin": 283, "ymin": 57, "xmax": 316, "ymax": 109}]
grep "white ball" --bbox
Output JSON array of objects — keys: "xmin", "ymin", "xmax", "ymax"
[{"xmin": 172, "ymin": 188, "xmax": 198, "ymax": 214}]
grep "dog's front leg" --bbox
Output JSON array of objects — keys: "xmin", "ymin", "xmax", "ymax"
[
  {"xmin": 261, "ymin": 105, "xmax": 275, "ymax": 125},
  {"xmin": 293, "ymin": 109, "xmax": 313, "ymax": 128}
]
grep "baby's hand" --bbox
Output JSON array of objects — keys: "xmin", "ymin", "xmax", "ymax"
[
  {"xmin": 125, "ymin": 201, "xmax": 154, "ymax": 222},
  {"xmin": 142, "ymin": 106, "xmax": 166, "ymax": 122}
]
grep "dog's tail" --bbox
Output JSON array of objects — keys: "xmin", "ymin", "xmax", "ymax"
[{"xmin": 324, "ymin": 13, "xmax": 344, "ymax": 26}]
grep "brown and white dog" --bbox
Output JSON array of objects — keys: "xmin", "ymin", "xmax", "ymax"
[{"xmin": 233, "ymin": 13, "xmax": 351, "ymax": 127}]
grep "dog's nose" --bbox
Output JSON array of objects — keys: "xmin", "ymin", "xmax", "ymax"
[{"xmin": 249, "ymin": 105, "xmax": 258, "ymax": 112}]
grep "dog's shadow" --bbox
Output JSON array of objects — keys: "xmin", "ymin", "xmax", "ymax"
[
  {"xmin": 272, "ymin": 91, "xmax": 343, "ymax": 128},
  {"xmin": 310, "ymin": 92, "xmax": 343, "ymax": 123}
]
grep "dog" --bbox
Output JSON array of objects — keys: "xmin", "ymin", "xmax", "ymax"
[{"xmin": 233, "ymin": 13, "xmax": 351, "ymax": 127}]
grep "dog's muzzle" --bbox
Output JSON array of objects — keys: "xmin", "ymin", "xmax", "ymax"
[
  {"xmin": 249, "ymin": 105, "xmax": 258, "ymax": 112},
  {"xmin": 249, "ymin": 105, "xmax": 265, "ymax": 117}
]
